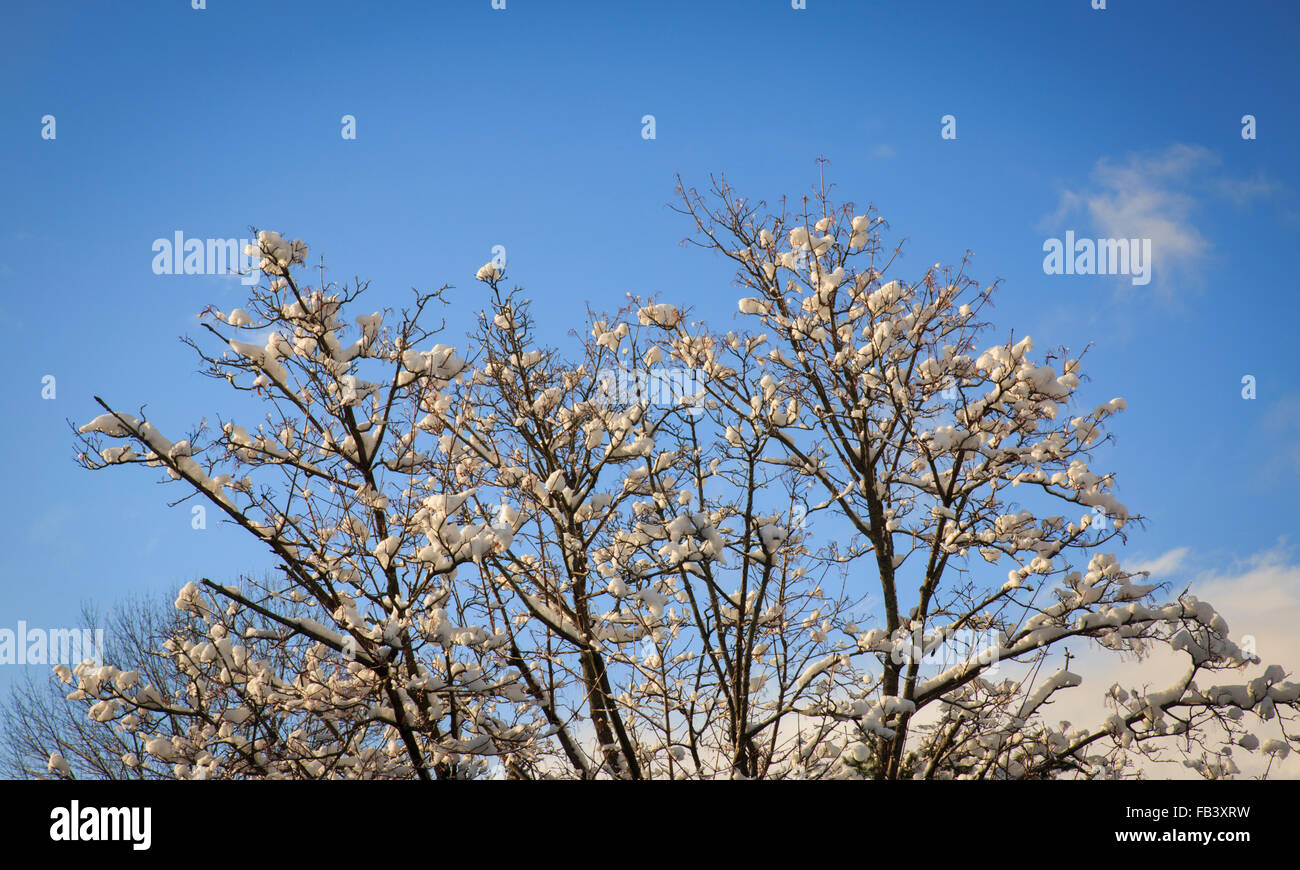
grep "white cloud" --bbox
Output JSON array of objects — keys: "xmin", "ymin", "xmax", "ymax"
[
  {"xmin": 1215, "ymin": 171, "xmax": 1278, "ymax": 208},
  {"xmin": 1262, "ymin": 396, "xmax": 1300, "ymax": 474},
  {"xmin": 1047, "ymin": 544, "xmax": 1300, "ymax": 778},
  {"xmin": 1128, "ymin": 546, "xmax": 1190, "ymax": 578},
  {"xmin": 1193, "ymin": 545, "xmax": 1300, "ymax": 671},
  {"xmin": 1046, "ymin": 144, "xmax": 1275, "ymax": 293}
]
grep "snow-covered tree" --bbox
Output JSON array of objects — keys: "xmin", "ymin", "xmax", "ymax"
[
  {"xmin": 61, "ymin": 182, "xmax": 1300, "ymax": 779},
  {"xmin": 3, "ymin": 596, "xmax": 188, "ymax": 780}
]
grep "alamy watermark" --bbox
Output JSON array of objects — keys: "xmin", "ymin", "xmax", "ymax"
[
  {"xmin": 596, "ymin": 365, "xmax": 706, "ymax": 417},
  {"xmin": 50, "ymin": 801, "xmax": 151, "ymax": 851},
  {"xmin": 1043, "ymin": 231, "xmax": 1152, "ymax": 286},
  {"xmin": 890, "ymin": 627, "xmax": 1004, "ymax": 675},
  {"xmin": 0, "ymin": 621, "xmax": 105, "ymax": 666},
  {"xmin": 152, "ymin": 231, "xmax": 258, "ymax": 285}
]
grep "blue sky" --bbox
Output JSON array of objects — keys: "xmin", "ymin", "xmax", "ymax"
[{"xmin": 1, "ymin": 0, "xmax": 1298, "ymax": 703}]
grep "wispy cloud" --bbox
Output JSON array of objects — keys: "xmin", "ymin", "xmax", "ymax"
[
  {"xmin": 1045, "ymin": 144, "xmax": 1277, "ymax": 293},
  {"xmin": 1192, "ymin": 544, "xmax": 1300, "ymax": 693},
  {"xmin": 1258, "ymin": 394, "xmax": 1300, "ymax": 476},
  {"xmin": 1129, "ymin": 546, "xmax": 1190, "ymax": 578},
  {"xmin": 1215, "ymin": 171, "xmax": 1278, "ymax": 208},
  {"xmin": 1049, "ymin": 544, "xmax": 1300, "ymax": 778}
]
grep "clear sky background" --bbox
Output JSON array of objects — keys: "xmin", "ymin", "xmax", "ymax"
[{"xmin": 1, "ymin": 0, "xmax": 1298, "ymax": 763}]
